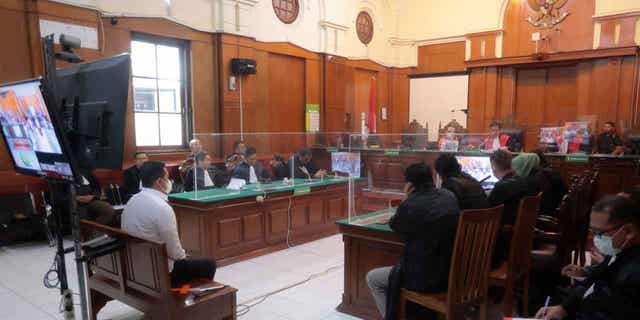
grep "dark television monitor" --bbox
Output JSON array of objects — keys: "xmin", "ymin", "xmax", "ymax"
[
  {"xmin": 0, "ymin": 79, "xmax": 78, "ymax": 181},
  {"xmin": 55, "ymin": 53, "xmax": 130, "ymax": 170}
]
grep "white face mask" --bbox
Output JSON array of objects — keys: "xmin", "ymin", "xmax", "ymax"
[
  {"xmin": 162, "ymin": 179, "xmax": 173, "ymax": 195},
  {"xmin": 594, "ymin": 227, "xmax": 625, "ymax": 257}
]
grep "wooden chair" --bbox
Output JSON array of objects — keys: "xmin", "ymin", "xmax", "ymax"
[
  {"xmin": 80, "ymin": 220, "xmax": 237, "ymax": 320},
  {"xmin": 398, "ymin": 205, "xmax": 504, "ymax": 320},
  {"xmin": 489, "ymin": 193, "xmax": 542, "ymax": 317}
]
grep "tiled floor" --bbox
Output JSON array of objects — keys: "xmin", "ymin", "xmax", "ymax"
[{"xmin": 0, "ymin": 235, "xmax": 360, "ymax": 320}]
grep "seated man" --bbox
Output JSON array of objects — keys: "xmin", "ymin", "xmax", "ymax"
[
  {"xmin": 269, "ymin": 153, "xmax": 289, "ymax": 181},
  {"xmin": 596, "ymin": 121, "xmax": 624, "ymax": 155},
  {"xmin": 483, "ymin": 121, "xmax": 511, "ymax": 152},
  {"xmin": 178, "ymin": 138, "xmax": 203, "ymax": 182},
  {"xmin": 488, "ymin": 150, "xmax": 538, "ymax": 265},
  {"xmin": 232, "ymin": 140, "xmax": 247, "ymax": 159},
  {"xmin": 184, "ymin": 151, "xmax": 218, "ymax": 192},
  {"xmin": 536, "ymin": 196, "xmax": 640, "ymax": 320},
  {"xmin": 122, "ymin": 161, "xmax": 216, "ymax": 288},
  {"xmin": 232, "ymin": 147, "xmax": 271, "ymax": 183},
  {"xmin": 366, "ymin": 163, "xmax": 460, "ymax": 320},
  {"xmin": 122, "ymin": 152, "xmax": 149, "ymax": 203},
  {"xmin": 76, "ymin": 165, "xmax": 116, "ymax": 227},
  {"xmin": 438, "ymin": 126, "xmax": 460, "ymax": 152},
  {"xmin": 434, "ymin": 153, "xmax": 489, "ymax": 210},
  {"xmin": 288, "ymin": 148, "xmax": 327, "ymax": 180}
]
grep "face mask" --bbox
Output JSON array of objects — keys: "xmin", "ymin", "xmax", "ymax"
[
  {"xmin": 446, "ymin": 133, "xmax": 454, "ymax": 139},
  {"xmin": 162, "ymin": 179, "xmax": 173, "ymax": 194},
  {"xmin": 594, "ymin": 228, "xmax": 625, "ymax": 257}
]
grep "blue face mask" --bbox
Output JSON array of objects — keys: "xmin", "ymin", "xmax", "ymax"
[{"xmin": 593, "ymin": 227, "xmax": 625, "ymax": 257}]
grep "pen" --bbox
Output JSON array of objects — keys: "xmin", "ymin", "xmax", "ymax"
[{"xmin": 541, "ymin": 296, "xmax": 551, "ymax": 318}]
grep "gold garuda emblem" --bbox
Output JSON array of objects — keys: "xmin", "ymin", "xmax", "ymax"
[{"xmin": 526, "ymin": 0, "xmax": 570, "ymax": 29}]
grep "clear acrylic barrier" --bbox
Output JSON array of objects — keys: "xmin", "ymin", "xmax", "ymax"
[
  {"xmin": 344, "ymin": 132, "xmax": 500, "ymax": 225},
  {"xmin": 173, "ymin": 132, "xmax": 352, "ymax": 201},
  {"xmin": 346, "ymin": 133, "xmax": 493, "ymax": 152}
]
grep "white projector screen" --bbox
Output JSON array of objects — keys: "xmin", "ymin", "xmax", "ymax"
[{"xmin": 409, "ymin": 74, "xmax": 469, "ymax": 141}]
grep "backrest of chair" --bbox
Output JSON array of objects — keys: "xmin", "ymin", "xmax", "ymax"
[
  {"xmin": 556, "ymin": 192, "xmax": 578, "ymax": 265},
  {"xmin": 80, "ymin": 220, "xmax": 171, "ymax": 300},
  {"xmin": 446, "ymin": 205, "xmax": 503, "ymax": 314},
  {"xmin": 507, "ymin": 193, "xmax": 542, "ymax": 279}
]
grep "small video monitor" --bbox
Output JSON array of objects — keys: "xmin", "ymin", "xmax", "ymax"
[
  {"xmin": 331, "ymin": 152, "xmax": 361, "ymax": 178},
  {"xmin": 0, "ymin": 79, "xmax": 76, "ymax": 181},
  {"xmin": 455, "ymin": 155, "xmax": 498, "ymax": 189}
]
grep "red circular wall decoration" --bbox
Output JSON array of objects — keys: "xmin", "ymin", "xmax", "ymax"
[
  {"xmin": 356, "ymin": 11, "xmax": 374, "ymax": 45},
  {"xmin": 272, "ymin": 0, "xmax": 300, "ymax": 24}
]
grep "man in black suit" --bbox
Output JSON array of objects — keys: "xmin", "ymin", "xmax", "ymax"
[
  {"xmin": 269, "ymin": 153, "xmax": 289, "ymax": 181},
  {"xmin": 184, "ymin": 151, "xmax": 218, "ymax": 192},
  {"xmin": 488, "ymin": 149, "xmax": 538, "ymax": 265},
  {"xmin": 287, "ymin": 148, "xmax": 327, "ymax": 180},
  {"xmin": 366, "ymin": 163, "xmax": 460, "ymax": 320},
  {"xmin": 596, "ymin": 121, "xmax": 623, "ymax": 154},
  {"xmin": 434, "ymin": 153, "xmax": 489, "ymax": 210},
  {"xmin": 536, "ymin": 196, "xmax": 640, "ymax": 320},
  {"xmin": 122, "ymin": 152, "xmax": 149, "ymax": 202},
  {"xmin": 232, "ymin": 147, "xmax": 271, "ymax": 183},
  {"xmin": 76, "ymin": 165, "xmax": 116, "ymax": 227}
]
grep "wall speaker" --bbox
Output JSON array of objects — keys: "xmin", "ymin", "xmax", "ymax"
[{"xmin": 231, "ymin": 58, "xmax": 257, "ymax": 75}]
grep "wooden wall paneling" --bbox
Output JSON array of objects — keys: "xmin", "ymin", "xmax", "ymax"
[
  {"xmin": 354, "ymin": 69, "xmax": 377, "ymax": 133},
  {"xmin": 589, "ymin": 58, "xmax": 623, "ymax": 124},
  {"xmin": 616, "ymin": 56, "xmax": 637, "ymax": 127},
  {"xmin": 376, "ymin": 70, "xmax": 389, "ymax": 133},
  {"xmin": 497, "ymin": 67, "xmax": 516, "ymax": 120},
  {"xmin": 191, "ymin": 41, "xmax": 216, "ymax": 134},
  {"xmin": 467, "ymin": 31, "xmax": 499, "ymax": 61},
  {"xmin": 502, "ymin": 0, "xmax": 595, "ymax": 57},
  {"xmin": 390, "ymin": 69, "xmax": 410, "ymax": 132},
  {"xmin": 483, "ymin": 67, "xmax": 499, "ymax": 127},
  {"xmin": 0, "ymin": 3, "xmax": 33, "ymax": 84},
  {"xmin": 543, "ymin": 65, "xmax": 578, "ymax": 125},
  {"xmin": 515, "ymin": 68, "xmax": 546, "ymax": 148},
  {"xmin": 467, "ymin": 68, "xmax": 488, "ymax": 132},
  {"xmin": 414, "ymin": 42, "xmax": 466, "ymax": 74},
  {"xmin": 596, "ymin": 13, "xmax": 640, "ymax": 48}
]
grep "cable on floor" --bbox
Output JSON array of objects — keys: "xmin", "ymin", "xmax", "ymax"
[{"xmin": 236, "ymin": 262, "xmax": 344, "ymax": 317}]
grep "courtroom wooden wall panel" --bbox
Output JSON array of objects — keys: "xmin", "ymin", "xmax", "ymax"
[
  {"xmin": 502, "ymin": 0, "xmax": 595, "ymax": 57},
  {"xmin": 414, "ymin": 42, "xmax": 466, "ymax": 74}
]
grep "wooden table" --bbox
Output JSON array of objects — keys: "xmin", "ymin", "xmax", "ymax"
[
  {"xmin": 336, "ymin": 210, "xmax": 403, "ymax": 320},
  {"xmin": 169, "ymin": 178, "xmax": 349, "ymax": 265}
]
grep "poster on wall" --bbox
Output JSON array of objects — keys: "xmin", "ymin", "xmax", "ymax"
[{"xmin": 305, "ymin": 104, "xmax": 320, "ymax": 133}]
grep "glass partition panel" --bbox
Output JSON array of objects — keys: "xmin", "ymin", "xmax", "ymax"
[{"xmin": 169, "ymin": 132, "xmax": 352, "ymax": 201}]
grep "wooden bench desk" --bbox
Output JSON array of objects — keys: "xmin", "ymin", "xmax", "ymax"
[{"xmin": 80, "ymin": 220, "xmax": 237, "ymax": 320}]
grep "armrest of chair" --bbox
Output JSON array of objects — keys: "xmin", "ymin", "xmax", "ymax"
[
  {"xmin": 537, "ymin": 216, "xmax": 559, "ymax": 231},
  {"xmin": 535, "ymin": 229, "xmax": 561, "ymax": 242}
]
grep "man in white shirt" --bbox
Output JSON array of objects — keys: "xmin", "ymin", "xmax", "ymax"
[{"xmin": 122, "ymin": 161, "xmax": 216, "ymax": 288}]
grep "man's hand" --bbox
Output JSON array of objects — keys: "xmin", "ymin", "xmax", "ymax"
[
  {"xmin": 561, "ymin": 264, "xmax": 586, "ymax": 278},
  {"xmin": 76, "ymin": 195, "xmax": 95, "ymax": 204},
  {"xmin": 591, "ymin": 250, "xmax": 605, "ymax": 265},
  {"xmin": 535, "ymin": 305, "xmax": 567, "ymax": 320},
  {"xmin": 314, "ymin": 170, "xmax": 327, "ymax": 178}
]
